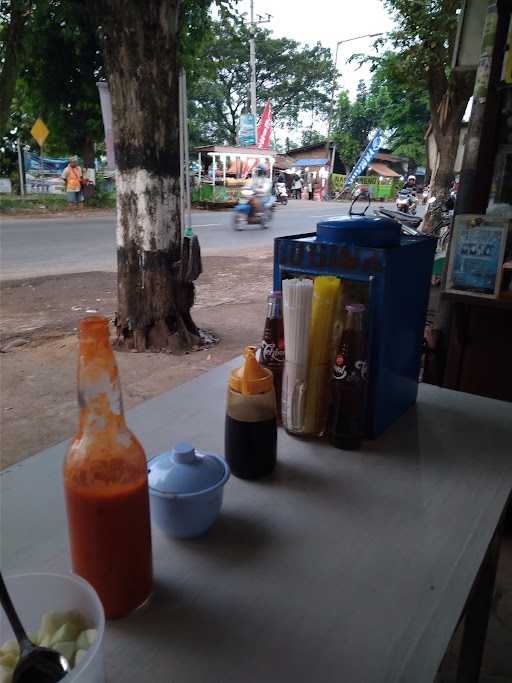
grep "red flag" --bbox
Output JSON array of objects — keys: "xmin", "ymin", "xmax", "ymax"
[{"xmin": 256, "ymin": 101, "xmax": 272, "ymax": 150}]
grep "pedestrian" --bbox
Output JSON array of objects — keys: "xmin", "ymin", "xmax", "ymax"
[
  {"xmin": 307, "ymin": 175, "xmax": 314, "ymax": 201},
  {"xmin": 292, "ymin": 175, "xmax": 302, "ymax": 200},
  {"xmin": 62, "ymin": 156, "xmax": 84, "ymax": 208}
]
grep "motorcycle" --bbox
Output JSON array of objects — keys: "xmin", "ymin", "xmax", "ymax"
[
  {"xmin": 396, "ymin": 188, "xmax": 417, "ymax": 215},
  {"xmin": 275, "ymin": 182, "xmax": 288, "ymax": 205},
  {"xmin": 232, "ymin": 189, "xmax": 275, "ymax": 230}
]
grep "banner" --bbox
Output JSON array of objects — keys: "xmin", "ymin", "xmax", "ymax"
[
  {"xmin": 24, "ymin": 152, "xmax": 68, "ymax": 173},
  {"xmin": 256, "ymin": 101, "xmax": 272, "ymax": 150},
  {"xmin": 239, "ymin": 113, "xmax": 257, "ymax": 146},
  {"xmin": 344, "ymin": 129, "xmax": 383, "ymax": 187},
  {"xmin": 242, "ymin": 101, "xmax": 273, "ymax": 178}
]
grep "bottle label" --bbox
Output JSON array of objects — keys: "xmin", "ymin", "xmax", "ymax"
[
  {"xmin": 333, "ymin": 354, "xmax": 367, "ymax": 382},
  {"xmin": 261, "ymin": 339, "xmax": 285, "ymax": 365}
]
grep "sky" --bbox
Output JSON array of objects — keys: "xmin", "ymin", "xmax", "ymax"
[{"xmin": 237, "ymin": 0, "xmax": 395, "ymax": 99}]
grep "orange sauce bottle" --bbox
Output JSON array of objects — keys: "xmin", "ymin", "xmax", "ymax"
[{"xmin": 63, "ymin": 316, "xmax": 152, "ymax": 619}]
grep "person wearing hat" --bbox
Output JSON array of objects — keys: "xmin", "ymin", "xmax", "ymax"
[{"xmin": 62, "ymin": 156, "xmax": 84, "ymax": 207}]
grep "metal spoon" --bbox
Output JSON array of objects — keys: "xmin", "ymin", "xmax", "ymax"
[{"xmin": 0, "ymin": 572, "xmax": 70, "ymax": 683}]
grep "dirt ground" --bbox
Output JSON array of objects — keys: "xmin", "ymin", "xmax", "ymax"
[{"xmin": 0, "ymin": 250, "xmax": 272, "ymax": 468}]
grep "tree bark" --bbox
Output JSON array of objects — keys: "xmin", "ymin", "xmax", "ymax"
[
  {"xmin": 422, "ymin": 68, "xmax": 474, "ymax": 232},
  {"xmin": 94, "ymin": 0, "xmax": 200, "ymax": 352},
  {"xmin": 0, "ymin": 0, "xmax": 28, "ymax": 138}
]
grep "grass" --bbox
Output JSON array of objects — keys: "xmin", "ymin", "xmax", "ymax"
[{"xmin": 0, "ymin": 191, "xmax": 116, "ymax": 214}]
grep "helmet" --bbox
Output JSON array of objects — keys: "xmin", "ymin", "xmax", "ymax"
[
  {"xmin": 408, "ymin": 175, "xmax": 416, "ymax": 181},
  {"xmin": 256, "ymin": 167, "xmax": 265, "ymax": 177}
]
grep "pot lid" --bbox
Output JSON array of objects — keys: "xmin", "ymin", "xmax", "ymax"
[
  {"xmin": 316, "ymin": 214, "xmax": 401, "ymax": 247},
  {"xmin": 148, "ymin": 443, "xmax": 226, "ymax": 495}
]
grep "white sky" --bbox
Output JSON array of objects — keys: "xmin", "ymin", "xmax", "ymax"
[{"xmin": 237, "ymin": 0, "xmax": 395, "ymax": 99}]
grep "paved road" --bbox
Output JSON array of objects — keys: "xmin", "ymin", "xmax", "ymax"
[{"xmin": 0, "ymin": 200, "xmax": 397, "ymax": 280}]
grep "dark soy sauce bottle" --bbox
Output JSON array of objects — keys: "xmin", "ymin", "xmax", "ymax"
[{"xmin": 225, "ymin": 346, "xmax": 277, "ymax": 479}]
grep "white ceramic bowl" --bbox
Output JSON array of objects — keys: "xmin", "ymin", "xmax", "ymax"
[{"xmin": 0, "ymin": 573, "xmax": 105, "ymax": 682}]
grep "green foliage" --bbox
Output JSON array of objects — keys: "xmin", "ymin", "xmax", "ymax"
[
  {"xmin": 0, "ymin": 192, "xmax": 67, "ymax": 213},
  {"xmin": 189, "ymin": 17, "xmax": 335, "ymax": 145},
  {"xmin": 332, "ymin": 82, "xmax": 380, "ymax": 169},
  {"xmin": 301, "ymin": 129, "xmax": 326, "ymax": 147},
  {"xmin": 382, "ymin": 0, "xmax": 462, "ymax": 91}
]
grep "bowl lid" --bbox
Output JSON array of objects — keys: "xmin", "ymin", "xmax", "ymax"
[{"xmin": 148, "ymin": 443, "xmax": 226, "ymax": 495}]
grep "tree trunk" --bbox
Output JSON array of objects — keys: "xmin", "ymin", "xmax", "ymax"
[
  {"xmin": 0, "ymin": 0, "xmax": 28, "ymax": 138},
  {"xmin": 422, "ymin": 69, "xmax": 474, "ymax": 233},
  {"xmin": 94, "ymin": 0, "xmax": 200, "ymax": 352},
  {"xmin": 81, "ymin": 137, "xmax": 95, "ymax": 169}
]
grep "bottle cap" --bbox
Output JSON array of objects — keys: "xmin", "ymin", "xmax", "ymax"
[{"xmin": 229, "ymin": 346, "xmax": 273, "ymax": 395}]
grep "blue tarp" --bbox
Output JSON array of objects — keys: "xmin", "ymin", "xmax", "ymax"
[
  {"xmin": 294, "ymin": 158, "xmax": 328, "ymax": 167},
  {"xmin": 24, "ymin": 152, "xmax": 69, "ymax": 173}
]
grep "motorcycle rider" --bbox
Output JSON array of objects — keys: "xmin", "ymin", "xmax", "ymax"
[
  {"xmin": 248, "ymin": 166, "xmax": 272, "ymax": 218},
  {"xmin": 403, "ymin": 174, "xmax": 417, "ymax": 191}
]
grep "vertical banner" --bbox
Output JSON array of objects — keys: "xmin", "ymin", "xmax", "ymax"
[
  {"xmin": 242, "ymin": 101, "xmax": 273, "ymax": 178},
  {"xmin": 239, "ymin": 113, "xmax": 257, "ymax": 146},
  {"xmin": 256, "ymin": 101, "xmax": 272, "ymax": 149},
  {"xmin": 97, "ymin": 81, "xmax": 115, "ymax": 170},
  {"xmin": 344, "ymin": 129, "xmax": 383, "ymax": 187}
]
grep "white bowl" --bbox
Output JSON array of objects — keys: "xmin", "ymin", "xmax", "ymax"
[{"xmin": 0, "ymin": 573, "xmax": 105, "ymax": 682}]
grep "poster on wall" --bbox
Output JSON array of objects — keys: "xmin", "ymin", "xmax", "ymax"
[{"xmin": 446, "ymin": 215, "xmax": 510, "ymax": 298}]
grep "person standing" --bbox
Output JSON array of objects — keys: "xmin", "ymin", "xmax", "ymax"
[
  {"xmin": 292, "ymin": 175, "xmax": 302, "ymax": 199},
  {"xmin": 307, "ymin": 174, "xmax": 314, "ymax": 201},
  {"xmin": 62, "ymin": 156, "xmax": 84, "ymax": 207}
]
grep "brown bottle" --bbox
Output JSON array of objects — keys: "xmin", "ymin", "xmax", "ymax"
[
  {"xmin": 327, "ymin": 304, "xmax": 367, "ymax": 450},
  {"xmin": 259, "ymin": 291, "xmax": 284, "ymax": 420},
  {"xmin": 63, "ymin": 316, "xmax": 152, "ymax": 619}
]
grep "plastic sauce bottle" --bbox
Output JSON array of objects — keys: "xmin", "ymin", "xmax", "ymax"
[
  {"xmin": 225, "ymin": 346, "xmax": 277, "ymax": 479},
  {"xmin": 63, "ymin": 316, "xmax": 152, "ymax": 619},
  {"xmin": 259, "ymin": 291, "xmax": 284, "ymax": 421},
  {"xmin": 327, "ymin": 304, "xmax": 368, "ymax": 450}
]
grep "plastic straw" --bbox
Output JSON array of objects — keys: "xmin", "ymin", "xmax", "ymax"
[
  {"xmin": 282, "ymin": 278, "xmax": 313, "ymax": 433},
  {"xmin": 303, "ymin": 276, "xmax": 341, "ymax": 435}
]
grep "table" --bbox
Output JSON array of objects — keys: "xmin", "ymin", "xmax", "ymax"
[{"xmin": 2, "ymin": 359, "xmax": 512, "ymax": 683}]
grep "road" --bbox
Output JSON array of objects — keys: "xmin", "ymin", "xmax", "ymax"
[{"xmin": 0, "ymin": 200, "xmax": 397, "ymax": 280}]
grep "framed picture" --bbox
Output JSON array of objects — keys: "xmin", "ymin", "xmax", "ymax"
[{"xmin": 446, "ymin": 215, "xmax": 510, "ymax": 298}]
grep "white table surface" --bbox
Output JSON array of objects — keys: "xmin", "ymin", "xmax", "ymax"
[{"xmin": 2, "ymin": 359, "xmax": 512, "ymax": 683}]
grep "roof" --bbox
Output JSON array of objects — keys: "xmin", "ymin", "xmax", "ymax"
[
  {"xmin": 368, "ymin": 162, "xmax": 401, "ymax": 178},
  {"xmin": 191, "ymin": 145, "xmax": 276, "ymax": 157},
  {"xmin": 375, "ymin": 151, "xmax": 408, "ymax": 163},
  {"xmin": 274, "ymin": 154, "xmax": 295, "ymax": 170},
  {"xmin": 286, "ymin": 141, "xmax": 329, "ymax": 156}
]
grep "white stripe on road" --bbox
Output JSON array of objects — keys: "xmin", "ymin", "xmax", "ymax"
[{"xmin": 192, "ymin": 223, "xmax": 221, "ymax": 227}]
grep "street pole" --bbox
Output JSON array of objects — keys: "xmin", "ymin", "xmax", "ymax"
[
  {"xmin": 327, "ymin": 32, "xmax": 385, "ymax": 178},
  {"xmin": 249, "ymin": 0, "xmax": 257, "ymax": 119},
  {"xmin": 247, "ymin": 1, "xmax": 271, "ymax": 122},
  {"xmin": 17, "ymin": 139, "xmax": 25, "ymax": 195}
]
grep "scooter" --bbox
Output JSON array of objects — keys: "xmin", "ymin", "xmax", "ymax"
[
  {"xmin": 396, "ymin": 188, "xmax": 417, "ymax": 214},
  {"xmin": 275, "ymin": 182, "xmax": 288, "ymax": 205},
  {"xmin": 232, "ymin": 189, "xmax": 275, "ymax": 230}
]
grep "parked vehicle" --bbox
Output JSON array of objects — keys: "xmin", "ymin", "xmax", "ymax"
[
  {"xmin": 232, "ymin": 189, "xmax": 275, "ymax": 230},
  {"xmin": 275, "ymin": 182, "xmax": 289, "ymax": 205},
  {"xmin": 396, "ymin": 188, "xmax": 417, "ymax": 214}
]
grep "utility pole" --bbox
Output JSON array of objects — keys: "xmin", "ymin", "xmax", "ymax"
[
  {"xmin": 248, "ymin": 1, "xmax": 271, "ymax": 119},
  {"xmin": 327, "ymin": 32, "xmax": 385, "ymax": 140}
]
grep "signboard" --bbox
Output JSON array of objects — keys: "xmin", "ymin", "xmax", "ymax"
[
  {"xmin": 446, "ymin": 215, "xmax": 509, "ymax": 298},
  {"xmin": 31, "ymin": 118, "xmax": 49, "ymax": 147},
  {"xmin": 0, "ymin": 178, "xmax": 12, "ymax": 193},
  {"xmin": 239, "ymin": 113, "xmax": 257, "ymax": 146},
  {"xmin": 344, "ymin": 130, "xmax": 383, "ymax": 187}
]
